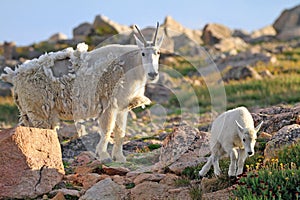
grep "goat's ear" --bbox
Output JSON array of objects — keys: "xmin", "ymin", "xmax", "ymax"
[
  {"xmin": 255, "ymin": 121, "xmax": 263, "ymax": 133},
  {"xmin": 235, "ymin": 120, "xmax": 244, "ymax": 133},
  {"xmin": 134, "ymin": 34, "xmax": 144, "ymax": 48},
  {"xmin": 156, "ymin": 33, "xmax": 164, "ymax": 48}
]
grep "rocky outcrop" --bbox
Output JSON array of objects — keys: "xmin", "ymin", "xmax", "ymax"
[
  {"xmin": 251, "ymin": 25, "xmax": 276, "ymax": 39},
  {"xmin": 0, "ymin": 126, "xmax": 64, "ymax": 199},
  {"xmin": 163, "ymin": 15, "xmax": 202, "ymax": 44},
  {"xmin": 202, "ymin": 23, "xmax": 232, "ymax": 46},
  {"xmin": 264, "ymin": 124, "xmax": 300, "ymax": 160},
  {"xmin": 92, "ymin": 14, "xmax": 131, "ymax": 35},
  {"xmin": 48, "ymin": 33, "xmax": 68, "ymax": 43},
  {"xmin": 73, "ymin": 22, "xmax": 93, "ymax": 42},
  {"xmin": 273, "ymin": 5, "xmax": 300, "ymax": 40}
]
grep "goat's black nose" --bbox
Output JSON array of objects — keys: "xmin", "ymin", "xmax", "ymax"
[
  {"xmin": 248, "ymin": 152, "xmax": 253, "ymax": 155},
  {"xmin": 148, "ymin": 72, "xmax": 158, "ymax": 78}
]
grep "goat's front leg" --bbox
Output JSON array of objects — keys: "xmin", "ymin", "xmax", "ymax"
[
  {"xmin": 236, "ymin": 150, "xmax": 247, "ymax": 176},
  {"xmin": 228, "ymin": 148, "xmax": 238, "ymax": 177},
  {"xmin": 96, "ymin": 107, "xmax": 117, "ymax": 163},
  {"xmin": 112, "ymin": 111, "xmax": 128, "ymax": 162}
]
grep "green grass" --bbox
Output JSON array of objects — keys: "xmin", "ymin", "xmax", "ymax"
[{"xmin": 0, "ymin": 104, "xmax": 19, "ymax": 125}]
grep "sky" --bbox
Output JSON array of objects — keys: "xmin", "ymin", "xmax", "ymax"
[{"xmin": 0, "ymin": 0, "xmax": 299, "ymax": 46}]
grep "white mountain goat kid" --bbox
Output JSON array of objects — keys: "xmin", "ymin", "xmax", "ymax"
[
  {"xmin": 1, "ymin": 23, "xmax": 164, "ymax": 163},
  {"xmin": 199, "ymin": 107, "xmax": 263, "ymax": 177}
]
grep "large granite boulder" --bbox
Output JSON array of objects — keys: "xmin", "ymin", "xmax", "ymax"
[
  {"xmin": 273, "ymin": 5, "xmax": 300, "ymax": 40},
  {"xmin": 0, "ymin": 126, "xmax": 64, "ymax": 199},
  {"xmin": 202, "ymin": 23, "xmax": 232, "ymax": 45}
]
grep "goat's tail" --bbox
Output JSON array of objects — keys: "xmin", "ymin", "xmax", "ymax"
[{"xmin": 1, "ymin": 67, "xmax": 16, "ymax": 83}]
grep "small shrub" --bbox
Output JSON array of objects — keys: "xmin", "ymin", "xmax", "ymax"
[
  {"xmin": 232, "ymin": 169, "xmax": 300, "ymax": 200},
  {"xmin": 125, "ymin": 182, "xmax": 135, "ymax": 189},
  {"xmin": 233, "ymin": 143, "xmax": 300, "ymax": 200},
  {"xmin": 189, "ymin": 184, "xmax": 202, "ymax": 200},
  {"xmin": 174, "ymin": 178, "xmax": 190, "ymax": 187},
  {"xmin": 147, "ymin": 143, "xmax": 161, "ymax": 151}
]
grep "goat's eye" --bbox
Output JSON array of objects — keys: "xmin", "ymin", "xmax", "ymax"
[
  {"xmin": 243, "ymin": 138, "xmax": 246, "ymax": 142},
  {"xmin": 157, "ymin": 51, "xmax": 160, "ymax": 55},
  {"xmin": 142, "ymin": 52, "xmax": 145, "ymax": 56}
]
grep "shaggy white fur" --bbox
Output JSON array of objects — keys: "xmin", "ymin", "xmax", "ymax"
[
  {"xmin": 199, "ymin": 106, "xmax": 263, "ymax": 177},
  {"xmin": 1, "ymin": 24, "xmax": 164, "ymax": 163}
]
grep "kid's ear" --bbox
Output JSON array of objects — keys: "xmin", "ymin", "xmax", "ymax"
[
  {"xmin": 255, "ymin": 121, "xmax": 263, "ymax": 133},
  {"xmin": 134, "ymin": 34, "xmax": 144, "ymax": 48}
]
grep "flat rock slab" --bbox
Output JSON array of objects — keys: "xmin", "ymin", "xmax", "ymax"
[{"xmin": 0, "ymin": 126, "xmax": 65, "ymax": 199}]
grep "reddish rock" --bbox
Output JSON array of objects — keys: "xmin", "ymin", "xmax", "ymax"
[
  {"xmin": 133, "ymin": 173, "xmax": 166, "ymax": 185},
  {"xmin": 0, "ymin": 126, "xmax": 64, "ymax": 199},
  {"xmin": 130, "ymin": 181, "xmax": 169, "ymax": 200},
  {"xmin": 51, "ymin": 191, "xmax": 66, "ymax": 200},
  {"xmin": 159, "ymin": 173, "xmax": 180, "ymax": 186},
  {"xmin": 74, "ymin": 160, "xmax": 102, "ymax": 175},
  {"xmin": 102, "ymin": 165, "xmax": 130, "ymax": 176},
  {"xmin": 77, "ymin": 173, "xmax": 103, "ymax": 190}
]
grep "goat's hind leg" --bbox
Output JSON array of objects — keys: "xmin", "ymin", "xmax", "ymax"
[
  {"xmin": 112, "ymin": 111, "xmax": 128, "ymax": 162},
  {"xmin": 199, "ymin": 155, "xmax": 213, "ymax": 177},
  {"xmin": 96, "ymin": 107, "xmax": 117, "ymax": 163}
]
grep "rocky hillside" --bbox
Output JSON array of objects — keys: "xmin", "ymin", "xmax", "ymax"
[{"xmin": 1, "ymin": 4, "xmax": 300, "ymax": 200}]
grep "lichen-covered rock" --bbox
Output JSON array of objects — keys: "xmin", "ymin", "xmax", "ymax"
[
  {"xmin": 264, "ymin": 124, "xmax": 300, "ymax": 161},
  {"xmin": 154, "ymin": 125, "xmax": 210, "ymax": 174},
  {"xmin": 0, "ymin": 126, "xmax": 64, "ymax": 199},
  {"xmin": 252, "ymin": 104, "xmax": 300, "ymax": 134}
]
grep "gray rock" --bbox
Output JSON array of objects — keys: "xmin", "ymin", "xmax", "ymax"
[
  {"xmin": 202, "ymin": 23, "xmax": 232, "ymax": 45},
  {"xmin": 216, "ymin": 51, "xmax": 276, "ymax": 71},
  {"xmin": 79, "ymin": 178, "xmax": 125, "ymax": 200},
  {"xmin": 223, "ymin": 65, "xmax": 262, "ymax": 82},
  {"xmin": 214, "ymin": 37, "xmax": 248, "ymax": 52},
  {"xmin": 273, "ymin": 5, "xmax": 300, "ymax": 40},
  {"xmin": 73, "ymin": 22, "xmax": 93, "ymax": 42}
]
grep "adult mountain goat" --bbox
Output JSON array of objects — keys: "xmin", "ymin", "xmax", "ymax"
[
  {"xmin": 1, "ymin": 23, "xmax": 164, "ymax": 163},
  {"xmin": 199, "ymin": 107, "xmax": 263, "ymax": 177}
]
